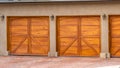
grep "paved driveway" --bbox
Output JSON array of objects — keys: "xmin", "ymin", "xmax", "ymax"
[{"xmin": 0, "ymin": 56, "xmax": 120, "ymax": 68}]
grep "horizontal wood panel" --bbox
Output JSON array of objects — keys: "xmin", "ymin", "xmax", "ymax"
[
  {"xmin": 81, "ymin": 17, "xmax": 100, "ymax": 25},
  {"xmin": 58, "ymin": 17, "xmax": 79, "ymax": 25},
  {"xmin": 31, "ymin": 17, "xmax": 49, "ymax": 26},
  {"xmin": 31, "ymin": 30, "xmax": 48, "ymax": 37},
  {"xmin": 59, "ymin": 25, "xmax": 78, "ymax": 37},
  {"xmin": 31, "ymin": 26, "xmax": 48, "ymax": 30},
  {"xmin": 9, "ymin": 18, "xmax": 28, "ymax": 26}
]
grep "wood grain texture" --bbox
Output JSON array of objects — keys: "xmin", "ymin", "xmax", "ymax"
[
  {"xmin": 57, "ymin": 16, "xmax": 100, "ymax": 56},
  {"xmin": 110, "ymin": 16, "xmax": 120, "ymax": 57},
  {"xmin": 8, "ymin": 16, "xmax": 49, "ymax": 56}
]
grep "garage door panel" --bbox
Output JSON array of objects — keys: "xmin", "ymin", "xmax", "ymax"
[
  {"xmin": 62, "ymin": 50, "xmax": 78, "ymax": 54},
  {"xmin": 110, "ymin": 16, "xmax": 120, "ymax": 57},
  {"xmin": 60, "ymin": 46, "xmax": 78, "ymax": 51},
  {"xmin": 112, "ymin": 38, "xmax": 120, "ymax": 43},
  {"xmin": 11, "ymin": 36, "xmax": 26, "ymax": 45},
  {"xmin": 81, "ymin": 50, "xmax": 98, "ymax": 56},
  {"xmin": 111, "ymin": 25, "xmax": 120, "ymax": 29},
  {"xmin": 10, "ymin": 18, "xmax": 28, "ymax": 26},
  {"xmin": 59, "ymin": 26, "xmax": 77, "ymax": 37},
  {"xmin": 60, "ymin": 26, "xmax": 77, "ymax": 31},
  {"xmin": 60, "ymin": 49, "xmax": 78, "ymax": 56},
  {"xmin": 110, "ymin": 49, "xmax": 115, "ymax": 54},
  {"xmin": 59, "ymin": 40, "xmax": 78, "ymax": 56},
  {"xmin": 81, "ymin": 44, "xmax": 99, "ymax": 56},
  {"xmin": 111, "ymin": 47, "xmax": 120, "ymax": 56},
  {"xmin": 81, "ymin": 44, "xmax": 100, "ymax": 49},
  {"xmin": 8, "ymin": 17, "xmax": 49, "ymax": 55},
  {"xmin": 82, "ymin": 38, "xmax": 100, "ymax": 45},
  {"xmin": 13, "ymin": 44, "xmax": 28, "ymax": 54},
  {"xmin": 81, "ymin": 30, "xmax": 100, "ymax": 36},
  {"xmin": 11, "ymin": 44, "xmax": 28, "ymax": 52},
  {"xmin": 110, "ymin": 17, "xmax": 120, "ymax": 25},
  {"xmin": 31, "ymin": 37, "xmax": 49, "ymax": 55},
  {"xmin": 32, "ymin": 38, "xmax": 49, "ymax": 46},
  {"xmin": 59, "ymin": 32, "xmax": 77, "ymax": 37},
  {"xmin": 111, "ymin": 47, "xmax": 119, "ymax": 51},
  {"xmin": 81, "ymin": 26, "xmax": 99, "ymax": 30},
  {"xmin": 81, "ymin": 45, "xmax": 100, "ymax": 52},
  {"xmin": 112, "ymin": 42, "xmax": 120, "ymax": 47},
  {"xmin": 59, "ymin": 51, "xmax": 78, "ymax": 56},
  {"xmin": 59, "ymin": 21, "xmax": 78, "ymax": 25},
  {"xmin": 11, "ymin": 26, "xmax": 27, "ymax": 30},
  {"xmin": 59, "ymin": 38, "xmax": 76, "ymax": 46},
  {"xmin": 31, "ymin": 30, "xmax": 48, "ymax": 37},
  {"xmin": 11, "ymin": 39, "xmax": 28, "ymax": 54},
  {"xmin": 111, "ymin": 23, "xmax": 120, "ymax": 26},
  {"xmin": 31, "ymin": 17, "xmax": 49, "ymax": 26},
  {"xmin": 10, "ymin": 26, "xmax": 27, "ymax": 34},
  {"xmin": 61, "ymin": 40, "xmax": 78, "ymax": 48},
  {"xmin": 31, "ymin": 21, "xmax": 48, "ymax": 26},
  {"xmin": 57, "ymin": 16, "xmax": 100, "ymax": 56},
  {"xmin": 111, "ymin": 30, "xmax": 120, "ymax": 37},
  {"xmin": 81, "ymin": 26, "xmax": 100, "ymax": 36},
  {"xmin": 58, "ymin": 17, "xmax": 78, "ymax": 25},
  {"xmin": 31, "ymin": 26, "xmax": 48, "ymax": 30},
  {"xmin": 81, "ymin": 17, "xmax": 100, "ymax": 26},
  {"xmin": 61, "ymin": 53, "xmax": 78, "ymax": 56},
  {"xmin": 112, "ymin": 42, "xmax": 120, "ymax": 48},
  {"xmin": 31, "ymin": 45, "xmax": 48, "ymax": 55},
  {"xmin": 11, "ymin": 40, "xmax": 28, "ymax": 46},
  {"xmin": 30, "ymin": 17, "xmax": 49, "ymax": 55},
  {"xmin": 114, "ymin": 53, "xmax": 120, "ymax": 57}
]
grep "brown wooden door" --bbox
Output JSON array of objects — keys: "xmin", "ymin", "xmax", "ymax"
[
  {"xmin": 7, "ymin": 16, "xmax": 49, "ymax": 56},
  {"xmin": 110, "ymin": 16, "xmax": 120, "ymax": 57},
  {"xmin": 57, "ymin": 16, "xmax": 100, "ymax": 56}
]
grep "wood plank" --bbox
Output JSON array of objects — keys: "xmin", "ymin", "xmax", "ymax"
[
  {"xmin": 57, "ymin": 16, "xmax": 78, "ymax": 56},
  {"xmin": 31, "ymin": 17, "xmax": 49, "ymax": 55}
]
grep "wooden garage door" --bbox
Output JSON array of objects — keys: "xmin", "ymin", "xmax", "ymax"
[
  {"xmin": 7, "ymin": 16, "xmax": 49, "ymax": 56},
  {"xmin": 57, "ymin": 16, "xmax": 100, "ymax": 56},
  {"xmin": 110, "ymin": 16, "xmax": 120, "ymax": 57}
]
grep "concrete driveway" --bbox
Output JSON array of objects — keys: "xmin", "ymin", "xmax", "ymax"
[{"xmin": 0, "ymin": 56, "xmax": 120, "ymax": 68}]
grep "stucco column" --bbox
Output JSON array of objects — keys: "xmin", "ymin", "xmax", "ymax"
[
  {"xmin": 100, "ymin": 14, "xmax": 110, "ymax": 58},
  {"xmin": 0, "ymin": 15, "xmax": 8, "ymax": 56},
  {"xmin": 48, "ymin": 15, "xmax": 58, "ymax": 57}
]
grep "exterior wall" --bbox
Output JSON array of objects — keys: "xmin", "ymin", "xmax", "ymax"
[{"xmin": 0, "ymin": 2, "xmax": 120, "ymax": 58}]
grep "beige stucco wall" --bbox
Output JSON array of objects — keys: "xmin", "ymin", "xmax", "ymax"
[
  {"xmin": 0, "ymin": 2, "xmax": 120, "ymax": 57},
  {"xmin": 0, "ymin": 2, "xmax": 120, "ymax": 16}
]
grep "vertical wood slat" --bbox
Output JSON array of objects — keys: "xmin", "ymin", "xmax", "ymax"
[
  {"xmin": 77, "ymin": 17, "xmax": 81, "ymax": 55},
  {"xmin": 57, "ymin": 16, "xmax": 78, "ymax": 56},
  {"xmin": 27, "ymin": 18, "xmax": 32, "ymax": 53},
  {"xmin": 31, "ymin": 17, "xmax": 49, "ymax": 55},
  {"xmin": 80, "ymin": 16, "xmax": 100, "ymax": 56}
]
